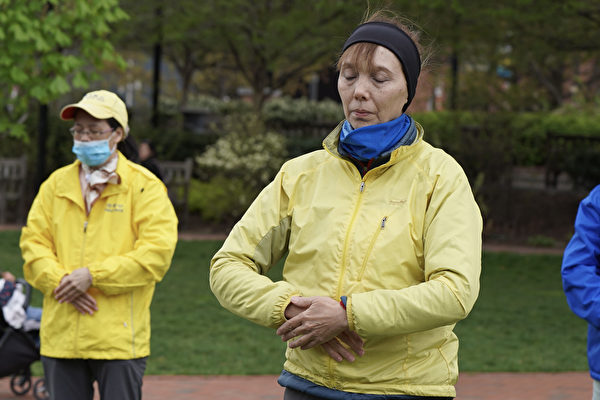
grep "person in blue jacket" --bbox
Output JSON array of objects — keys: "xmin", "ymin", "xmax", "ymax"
[{"xmin": 562, "ymin": 185, "xmax": 600, "ymax": 400}]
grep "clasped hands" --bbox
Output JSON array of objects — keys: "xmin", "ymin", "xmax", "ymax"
[
  {"xmin": 277, "ymin": 296, "xmax": 364, "ymax": 363},
  {"xmin": 53, "ymin": 267, "xmax": 98, "ymax": 315}
]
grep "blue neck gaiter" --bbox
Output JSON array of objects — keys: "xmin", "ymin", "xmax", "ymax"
[{"xmin": 339, "ymin": 114, "xmax": 414, "ymax": 161}]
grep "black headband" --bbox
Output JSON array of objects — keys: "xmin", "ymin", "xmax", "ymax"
[{"xmin": 342, "ymin": 21, "xmax": 421, "ymax": 112}]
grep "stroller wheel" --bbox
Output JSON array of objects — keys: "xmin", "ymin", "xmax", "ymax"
[
  {"xmin": 10, "ymin": 372, "xmax": 32, "ymax": 395},
  {"xmin": 33, "ymin": 378, "xmax": 50, "ymax": 400}
]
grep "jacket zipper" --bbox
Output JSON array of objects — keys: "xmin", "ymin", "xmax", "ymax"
[
  {"xmin": 328, "ymin": 179, "xmax": 366, "ymax": 386},
  {"xmin": 336, "ymin": 180, "xmax": 366, "ymax": 298},
  {"xmin": 358, "ymin": 217, "xmax": 387, "ymax": 281},
  {"xmin": 76, "ymin": 220, "xmax": 88, "ymax": 356}
]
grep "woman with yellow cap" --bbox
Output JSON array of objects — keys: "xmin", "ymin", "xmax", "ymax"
[{"xmin": 20, "ymin": 90, "xmax": 178, "ymax": 400}]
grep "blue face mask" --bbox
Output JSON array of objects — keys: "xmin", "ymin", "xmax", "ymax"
[{"xmin": 72, "ymin": 135, "xmax": 115, "ymax": 167}]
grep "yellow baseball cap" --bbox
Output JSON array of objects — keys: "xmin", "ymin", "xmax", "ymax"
[{"xmin": 60, "ymin": 90, "xmax": 129, "ymax": 137}]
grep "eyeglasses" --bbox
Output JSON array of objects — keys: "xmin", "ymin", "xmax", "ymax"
[{"xmin": 69, "ymin": 127, "xmax": 115, "ymax": 138}]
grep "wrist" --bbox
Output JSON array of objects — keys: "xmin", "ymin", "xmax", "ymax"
[
  {"xmin": 86, "ymin": 269, "xmax": 92, "ymax": 286},
  {"xmin": 284, "ymin": 303, "xmax": 293, "ymax": 319}
]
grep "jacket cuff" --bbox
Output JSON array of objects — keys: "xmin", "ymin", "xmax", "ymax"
[
  {"xmin": 346, "ymin": 295, "xmax": 355, "ymax": 331},
  {"xmin": 279, "ymin": 291, "xmax": 302, "ymax": 324},
  {"xmin": 87, "ymin": 263, "xmax": 100, "ymax": 286}
]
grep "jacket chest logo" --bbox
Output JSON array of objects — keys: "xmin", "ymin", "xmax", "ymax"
[
  {"xmin": 105, "ymin": 203, "xmax": 125, "ymax": 213},
  {"xmin": 389, "ymin": 199, "xmax": 407, "ymax": 206}
]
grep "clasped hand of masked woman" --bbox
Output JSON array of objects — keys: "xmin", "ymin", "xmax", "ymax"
[
  {"xmin": 53, "ymin": 267, "xmax": 98, "ymax": 315},
  {"xmin": 277, "ymin": 296, "xmax": 365, "ymax": 362}
]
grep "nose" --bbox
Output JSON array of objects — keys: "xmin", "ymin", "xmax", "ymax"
[
  {"xmin": 353, "ymin": 76, "xmax": 370, "ymax": 101},
  {"xmin": 78, "ymin": 132, "xmax": 93, "ymax": 142}
]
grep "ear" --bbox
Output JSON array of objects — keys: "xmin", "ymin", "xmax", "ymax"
[{"xmin": 114, "ymin": 127, "xmax": 125, "ymax": 143}]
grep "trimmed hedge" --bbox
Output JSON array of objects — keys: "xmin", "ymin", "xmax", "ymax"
[{"xmin": 413, "ymin": 111, "xmax": 600, "ymax": 168}]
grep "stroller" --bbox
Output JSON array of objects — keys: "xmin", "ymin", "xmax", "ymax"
[{"xmin": 0, "ymin": 278, "xmax": 49, "ymax": 399}]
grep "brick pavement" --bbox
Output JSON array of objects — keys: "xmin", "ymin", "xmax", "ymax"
[{"xmin": 0, "ymin": 372, "xmax": 592, "ymax": 399}]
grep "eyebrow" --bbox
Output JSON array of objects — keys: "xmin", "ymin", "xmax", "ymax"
[
  {"xmin": 371, "ymin": 65, "xmax": 393, "ymax": 74},
  {"xmin": 341, "ymin": 62, "xmax": 392, "ymax": 75}
]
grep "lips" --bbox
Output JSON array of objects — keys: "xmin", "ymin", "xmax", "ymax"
[{"xmin": 352, "ymin": 109, "xmax": 372, "ymax": 117}]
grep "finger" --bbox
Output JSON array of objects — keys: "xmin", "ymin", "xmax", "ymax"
[
  {"xmin": 60, "ymin": 288, "xmax": 84, "ymax": 303},
  {"xmin": 55, "ymin": 286, "xmax": 71, "ymax": 301},
  {"xmin": 74, "ymin": 294, "xmax": 93, "ymax": 309},
  {"xmin": 280, "ymin": 321, "xmax": 312, "ymax": 342},
  {"xmin": 58, "ymin": 287, "xmax": 78, "ymax": 301},
  {"xmin": 277, "ymin": 315, "xmax": 301, "ymax": 337},
  {"xmin": 280, "ymin": 325, "xmax": 304, "ymax": 342},
  {"xmin": 54, "ymin": 277, "xmax": 76, "ymax": 297},
  {"xmin": 75, "ymin": 302, "xmax": 94, "ymax": 315},
  {"xmin": 78, "ymin": 302, "xmax": 95, "ymax": 315},
  {"xmin": 280, "ymin": 330, "xmax": 298, "ymax": 342},
  {"xmin": 70, "ymin": 300, "xmax": 88, "ymax": 315},
  {"xmin": 338, "ymin": 331, "xmax": 364, "ymax": 356},
  {"xmin": 53, "ymin": 282, "xmax": 68, "ymax": 297},
  {"xmin": 71, "ymin": 297, "xmax": 95, "ymax": 315},
  {"xmin": 293, "ymin": 332, "xmax": 328, "ymax": 350},
  {"xmin": 300, "ymin": 336, "xmax": 324, "ymax": 350},
  {"xmin": 81, "ymin": 294, "xmax": 98, "ymax": 310},
  {"xmin": 321, "ymin": 341, "xmax": 344, "ymax": 362},
  {"xmin": 276, "ymin": 323, "xmax": 290, "ymax": 337},
  {"xmin": 289, "ymin": 334, "xmax": 312, "ymax": 349},
  {"xmin": 80, "ymin": 297, "xmax": 98, "ymax": 312},
  {"xmin": 322, "ymin": 340, "xmax": 355, "ymax": 362}
]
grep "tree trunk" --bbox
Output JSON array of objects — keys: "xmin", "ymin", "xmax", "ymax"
[
  {"xmin": 35, "ymin": 103, "xmax": 48, "ymax": 191},
  {"xmin": 449, "ymin": 50, "xmax": 459, "ymax": 110},
  {"xmin": 151, "ymin": 6, "xmax": 163, "ymax": 128}
]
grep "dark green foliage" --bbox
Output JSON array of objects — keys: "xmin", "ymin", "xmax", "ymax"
[
  {"xmin": 413, "ymin": 111, "xmax": 600, "ymax": 218},
  {"xmin": 0, "ymin": 0, "xmax": 127, "ymax": 140},
  {"xmin": 187, "ymin": 177, "xmax": 253, "ymax": 226}
]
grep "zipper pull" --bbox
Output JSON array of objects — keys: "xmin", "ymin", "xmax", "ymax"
[
  {"xmin": 360, "ymin": 182, "xmax": 365, "ymax": 192},
  {"xmin": 381, "ymin": 217, "xmax": 387, "ymax": 229},
  {"xmin": 83, "ymin": 221, "xmax": 88, "ymax": 233}
]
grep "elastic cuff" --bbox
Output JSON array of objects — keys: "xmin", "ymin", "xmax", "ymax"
[
  {"xmin": 280, "ymin": 291, "xmax": 302, "ymax": 323},
  {"xmin": 345, "ymin": 295, "xmax": 355, "ymax": 331}
]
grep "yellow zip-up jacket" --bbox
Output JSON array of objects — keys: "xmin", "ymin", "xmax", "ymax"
[
  {"xmin": 21, "ymin": 152, "xmax": 178, "ymax": 360},
  {"xmin": 210, "ymin": 122, "xmax": 482, "ymax": 397}
]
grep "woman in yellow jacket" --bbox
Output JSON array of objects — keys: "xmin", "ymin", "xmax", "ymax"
[
  {"xmin": 210, "ymin": 10, "xmax": 482, "ymax": 400},
  {"xmin": 20, "ymin": 90, "xmax": 178, "ymax": 400}
]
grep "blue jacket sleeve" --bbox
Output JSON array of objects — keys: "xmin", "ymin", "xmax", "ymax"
[{"xmin": 562, "ymin": 185, "xmax": 600, "ymax": 328}]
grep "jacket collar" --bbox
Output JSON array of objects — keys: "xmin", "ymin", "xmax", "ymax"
[
  {"xmin": 323, "ymin": 120, "xmax": 424, "ymax": 166},
  {"xmin": 55, "ymin": 152, "xmax": 129, "ymax": 209}
]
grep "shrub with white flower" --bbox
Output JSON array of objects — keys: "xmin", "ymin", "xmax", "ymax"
[{"xmin": 192, "ymin": 115, "xmax": 288, "ymax": 223}]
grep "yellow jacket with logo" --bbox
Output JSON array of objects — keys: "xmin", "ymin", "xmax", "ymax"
[
  {"xmin": 210, "ymin": 122, "xmax": 482, "ymax": 397},
  {"xmin": 21, "ymin": 152, "xmax": 178, "ymax": 360}
]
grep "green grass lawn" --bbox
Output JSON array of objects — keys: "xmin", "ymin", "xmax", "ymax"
[{"xmin": 0, "ymin": 230, "xmax": 588, "ymax": 374}]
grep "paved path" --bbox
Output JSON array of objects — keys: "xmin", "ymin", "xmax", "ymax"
[
  {"xmin": 0, "ymin": 372, "xmax": 591, "ymax": 399},
  {"xmin": 1, "ymin": 224, "xmax": 568, "ymax": 256}
]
